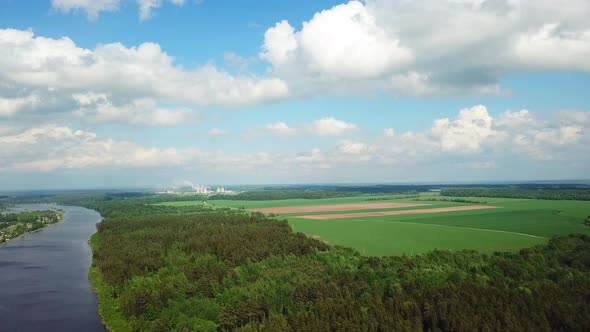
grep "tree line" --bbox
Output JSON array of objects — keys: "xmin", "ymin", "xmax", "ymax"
[
  {"xmin": 209, "ymin": 190, "xmax": 361, "ymax": 201},
  {"xmin": 442, "ymin": 188, "xmax": 590, "ymax": 200},
  {"xmin": 79, "ymin": 195, "xmax": 590, "ymax": 332}
]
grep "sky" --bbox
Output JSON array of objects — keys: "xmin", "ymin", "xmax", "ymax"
[{"xmin": 0, "ymin": 0, "xmax": 589, "ymax": 190}]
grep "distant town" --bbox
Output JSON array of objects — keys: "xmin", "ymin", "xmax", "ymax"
[{"xmin": 158, "ymin": 185, "xmax": 237, "ymax": 195}]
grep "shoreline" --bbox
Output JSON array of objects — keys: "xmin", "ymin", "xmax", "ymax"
[
  {"xmin": 88, "ymin": 232, "xmax": 130, "ymax": 332},
  {"xmin": 0, "ymin": 210, "xmax": 65, "ymax": 245}
]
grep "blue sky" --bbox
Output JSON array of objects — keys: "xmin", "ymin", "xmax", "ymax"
[{"xmin": 0, "ymin": 0, "xmax": 589, "ymax": 189}]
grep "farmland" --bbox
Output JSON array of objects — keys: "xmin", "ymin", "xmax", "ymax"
[{"xmin": 159, "ymin": 193, "xmax": 590, "ymax": 256}]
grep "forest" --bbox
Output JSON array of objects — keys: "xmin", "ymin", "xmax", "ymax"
[
  {"xmin": 209, "ymin": 190, "xmax": 360, "ymax": 201},
  {"xmin": 80, "ymin": 196, "xmax": 590, "ymax": 332},
  {"xmin": 441, "ymin": 188, "xmax": 590, "ymax": 200}
]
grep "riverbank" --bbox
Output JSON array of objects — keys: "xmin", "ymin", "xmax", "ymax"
[
  {"xmin": 88, "ymin": 233, "xmax": 131, "ymax": 332},
  {"xmin": 0, "ymin": 209, "xmax": 64, "ymax": 244}
]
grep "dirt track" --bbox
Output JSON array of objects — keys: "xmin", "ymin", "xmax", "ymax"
[
  {"xmin": 296, "ymin": 205, "xmax": 499, "ymax": 220},
  {"xmin": 249, "ymin": 202, "xmax": 428, "ymax": 214}
]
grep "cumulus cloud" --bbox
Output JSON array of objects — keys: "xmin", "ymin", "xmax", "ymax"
[
  {"xmin": 260, "ymin": 0, "xmax": 590, "ymax": 96},
  {"xmin": 260, "ymin": 20, "xmax": 298, "ymax": 66},
  {"xmin": 0, "ymin": 29, "xmax": 288, "ymax": 106},
  {"xmin": 496, "ymin": 109, "xmax": 534, "ymax": 128},
  {"xmin": 307, "ymin": 117, "xmax": 358, "ymax": 136},
  {"xmin": 208, "ymin": 128, "xmax": 229, "ymax": 136},
  {"xmin": 383, "ymin": 128, "xmax": 395, "ymax": 137},
  {"xmin": 379, "ymin": 106, "xmax": 590, "ymax": 163},
  {"xmin": 335, "ymin": 140, "xmax": 371, "ymax": 155},
  {"xmin": 431, "ymin": 105, "xmax": 504, "ymax": 153},
  {"xmin": 515, "ymin": 23, "xmax": 590, "ymax": 71},
  {"xmin": 261, "ymin": 2, "xmax": 412, "ymax": 81},
  {"xmin": 264, "ymin": 122, "xmax": 294, "ymax": 136},
  {"xmin": 257, "ymin": 118, "xmax": 358, "ymax": 137},
  {"xmin": 72, "ymin": 94, "xmax": 192, "ymax": 126},
  {"xmin": 0, "ymin": 28, "xmax": 287, "ymax": 126},
  {"xmin": 0, "ymin": 125, "xmax": 199, "ymax": 172},
  {"xmin": 533, "ymin": 126, "xmax": 582, "ymax": 146}
]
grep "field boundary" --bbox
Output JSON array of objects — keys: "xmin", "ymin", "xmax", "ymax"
[
  {"xmin": 297, "ymin": 205, "xmax": 499, "ymax": 220},
  {"xmin": 356, "ymin": 220, "xmax": 547, "ymax": 239},
  {"xmin": 249, "ymin": 202, "xmax": 428, "ymax": 214}
]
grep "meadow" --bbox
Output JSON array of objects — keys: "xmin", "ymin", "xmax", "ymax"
[{"xmin": 159, "ymin": 193, "xmax": 590, "ymax": 256}]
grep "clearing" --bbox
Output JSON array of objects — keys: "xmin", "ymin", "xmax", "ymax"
[
  {"xmin": 158, "ymin": 194, "xmax": 590, "ymax": 256},
  {"xmin": 249, "ymin": 202, "xmax": 427, "ymax": 214},
  {"xmin": 296, "ymin": 205, "xmax": 499, "ymax": 219}
]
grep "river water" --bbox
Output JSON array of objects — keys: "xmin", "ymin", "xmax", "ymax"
[{"xmin": 0, "ymin": 204, "xmax": 105, "ymax": 331}]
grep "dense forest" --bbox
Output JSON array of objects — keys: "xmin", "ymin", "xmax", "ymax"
[
  {"xmin": 80, "ymin": 197, "xmax": 590, "ymax": 332},
  {"xmin": 442, "ymin": 188, "xmax": 590, "ymax": 201},
  {"xmin": 209, "ymin": 190, "xmax": 360, "ymax": 201},
  {"xmin": 413, "ymin": 197, "xmax": 488, "ymax": 204},
  {"xmin": 256, "ymin": 183, "xmax": 590, "ymax": 194}
]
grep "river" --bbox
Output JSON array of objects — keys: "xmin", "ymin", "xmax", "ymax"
[{"xmin": 0, "ymin": 204, "xmax": 105, "ymax": 331}]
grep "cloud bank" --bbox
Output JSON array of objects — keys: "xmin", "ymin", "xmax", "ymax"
[{"xmin": 2, "ymin": 107, "xmax": 587, "ymax": 179}]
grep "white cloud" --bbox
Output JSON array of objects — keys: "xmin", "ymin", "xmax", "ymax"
[
  {"xmin": 431, "ymin": 105, "xmax": 503, "ymax": 153},
  {"xmin": 558, "ymin": 110, "xmax": 590, "ymax": 124},
  {"xmin": 260, "ymin": 0, "xmax": 590, "ymax": 96},
  {"xmin": 383, "ymin": 128, "xmax": 395, "ymax": 137},
  {"xmin": 72, "ymin": 95, "xmax": 192, "ymax": 126},
  {"xmin": 335, "ymin": 140, "xmax": 371, "ymax": 155},
  {"xmin": 49, "ymin": 0, "xmax": 590, "ymax": 98},
  {"xmin": 0, "ymin": 28, "xmax": 288, "ymax": 125},
  {"xmin": 257, "ymin": 118, "xmax": 358, "ymax": 137},
  {"xmin": 0, "ymin": 125, "xmax": 199, "ymax": 172},
  {"xmin": 261, "ymin": 1, "xmax": 412, "ymax": 81},
  {"xmin": 0, "ymin": 95, "xmax": 40, "ymax": 117},
  {"xmin": 52, "ymin": 0, "xmax": 119, "ymax": 20},
  {"xmin": 52, "ymin": 0, "xmax": 188, "ymax": 20},
  {"xmin": 307, "ymin": 117, "xmax": 358, "ymax": 136},
  {"xmin": 533, "ymin": 126, "xmax": 583, "ymax": 145},
  {"xmin": 208, "ymin": 128, "xmax": 229, "ymax": 136},
  {"xmin": 260, "ymin": 20, "xmax": 298, "ymax": 66},
  {"xmin": 264, "ymin": 122, "xmax": 294, "ymax": 136},
  {"xmin": 515, "ymin": 23, "xmax": 590, "ymax": 71},
  {"xmin": 496, "ymin": 109, "xmax": 533, "ymax": 127},
  {"xmin": 138, "ymin": 0, "xmax": 186, "ymax": 20},
  {"xmin": 1, "ymin": 107, "xmax": 589, "ymax": 182},
  {"xmin": 382, "ymin": 106, "xmax": 590, "ymax": 162}
]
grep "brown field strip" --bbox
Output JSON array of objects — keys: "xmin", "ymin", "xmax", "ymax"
[
  {"xmin": 249, "ymin": 202, "xmax": 428, "ymax": 214},
  {"xmin": 296, "ymin": 205, "xmax": 500, "ymax": 220}
]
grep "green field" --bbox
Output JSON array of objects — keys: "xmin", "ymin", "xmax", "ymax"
[{"xmin": 158, "ymin": 194, "xmax": 590, "ymax": 256}]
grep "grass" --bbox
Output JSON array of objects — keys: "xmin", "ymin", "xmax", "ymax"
[
  {"xmin": 288, "ymin": 219, "xmax": 545, "ymax": 256},
  {"xmin": 157, "ymin": 193, "xmax": 590, "ymax": 256}
]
